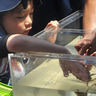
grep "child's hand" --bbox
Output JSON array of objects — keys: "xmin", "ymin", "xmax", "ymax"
[
  {"xmin": 45, "ymin": 20, "xmax": 59, "ymax": 30},
  {"xmin": 59, "ymin": 60, "xmax": 91, "ymax": 82},
  {"xmin": 45, "ymin": 20, "xmax": 59, "ymax": 43}
]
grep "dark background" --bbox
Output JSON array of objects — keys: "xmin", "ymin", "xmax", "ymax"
[{"xmin": 29, "ymin": 0, "xmax": 85, "ymax": 36}]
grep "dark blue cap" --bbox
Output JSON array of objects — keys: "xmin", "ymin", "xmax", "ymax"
[{"xmin": 0, "ymin": 0, "xmax": 21, "ymax": 12}]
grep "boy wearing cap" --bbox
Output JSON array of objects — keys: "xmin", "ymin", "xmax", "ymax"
[{"xmin": 0, "ymin": 0, "xmax": 90, "ymax": 84}]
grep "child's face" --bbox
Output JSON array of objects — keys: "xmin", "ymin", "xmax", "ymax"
[{"xmin": 2, "ymin": 0, "xmax": 33, "ymax": 35}]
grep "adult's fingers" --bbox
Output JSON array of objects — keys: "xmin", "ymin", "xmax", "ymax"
[
  {"xmin": 75, "ymin": 39, "xmax": 86, "ymax": 52},
  {"xmin": 87, "ymin": 45, "xmax": 96, "ymax": 55},
  {"xmin": 90, "ymin": 52, "xmax": 96, "ymax": 56},
  {"xmin": 78, "ymin": 43, "xmax": 91, "ymax": 55}
]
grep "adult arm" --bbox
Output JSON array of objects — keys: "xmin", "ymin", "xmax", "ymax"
[
  {"xmin": 83, "ymin": 0, "xmax": 96, "ymax": 35},
  {"xmin": 75, "ymin": 0, "xmax": 96, "ymax": 55}
]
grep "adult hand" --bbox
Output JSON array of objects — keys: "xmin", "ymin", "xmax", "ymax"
[
  {"xmin": 75, "ymin": 28, "xmax": 96, "ymax": 55},
  {"xmin": 59, "ymin": 60, "xmax": 91, "ymax": 82}
]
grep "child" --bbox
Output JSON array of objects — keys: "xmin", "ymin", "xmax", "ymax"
[{"xmin": 0, "ymin": 0, "xmax": 90, "ymax": 84}]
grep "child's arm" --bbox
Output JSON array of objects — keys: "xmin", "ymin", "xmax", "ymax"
[
  {"xmin": 6, "ymin": 34, "xmax": 71, "ymax": 54},
  {"xmin": 6, "ymin": 34, "xmax": 90, "ymax": 82},
  {"xmin": 0, "ymin": 34, "xmax": 89, "ymax": 82}
]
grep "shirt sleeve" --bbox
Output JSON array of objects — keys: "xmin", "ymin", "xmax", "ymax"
[{"xmin": 0, "ymin": 35, "xmax": 12, "ymax": 58}]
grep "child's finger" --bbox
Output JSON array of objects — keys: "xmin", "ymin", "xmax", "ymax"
[{"xmin": 46, "ymin": 20, "xmax": 59, "ymax": 28}]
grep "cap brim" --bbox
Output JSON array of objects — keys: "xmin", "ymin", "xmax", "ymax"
[{"xmin": 0, "ymin": 0, "xmax": 21, "ymax": 12}]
